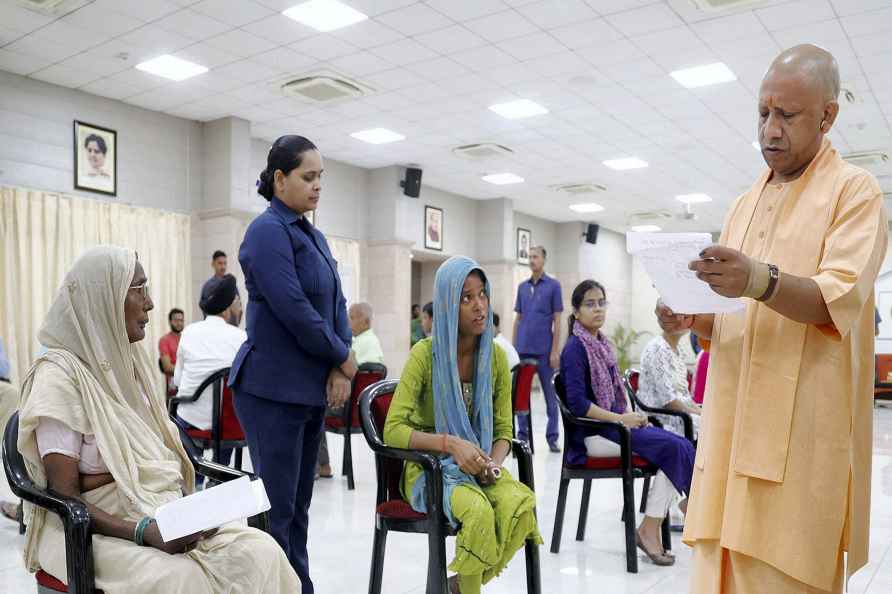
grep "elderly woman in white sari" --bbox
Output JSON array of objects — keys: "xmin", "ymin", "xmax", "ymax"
[{"xmin": 16, "ymin": 246, "xmax": 300, "ymax": 593}]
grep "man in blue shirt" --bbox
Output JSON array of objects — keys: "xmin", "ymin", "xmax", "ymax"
[{"xmin": 513, "ymin": 246, "xmax": 564, "ymax": 452}]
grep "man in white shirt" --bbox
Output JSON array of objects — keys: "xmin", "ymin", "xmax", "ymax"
[
  {"xmin": 174, "ymin": 274, "xmax": 246, "ymax": 465},
  {"xmin": 493, "ymin": 313, "xmax": 521, "ymax": 369}
]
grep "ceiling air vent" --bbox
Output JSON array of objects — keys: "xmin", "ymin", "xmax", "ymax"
[
  {"xmin": 16, "ymin": 0, "xmax": 89, "ymax": 14},
  {"xmin": 690, "ymin": 0, "xmax": 769, "ymax": 11},
  {"xmin": 630, "ymin": 210, "xmax": 673, "ymax": 222},
  {"xmin": 842, "ymin": 151, "xmax": 889, "ymax": 167},
  {"xmin": 277, "ymin": 71, "xmax": 371, "ymax": 103},
  {"xmin": 452, "ymin": 143, "xmax": 514, "ymax": 159},
  {"xmin": 552, "ymin": 183, "xmax": 607, "ymax": 195}
]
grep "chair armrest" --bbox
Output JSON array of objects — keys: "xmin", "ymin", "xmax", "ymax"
[
  {"xmin": 371, "ymin": 444, "xmax": 443, "ymax": 472},
  {"xmin": 635, "ymin": 401, "xmax": 695, "ymax": 443},
  {"xmin": 192, "ymin": 460, "xmax": 269, "ymax": 533},
  {"xmin": 562, "ymin": 415, "xmax": 637, "ymax": 472}
]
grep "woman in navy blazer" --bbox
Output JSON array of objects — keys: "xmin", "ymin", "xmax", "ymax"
[{"xmin": 230, "ymin": 135, "xmax": 356, "ymax": 594}]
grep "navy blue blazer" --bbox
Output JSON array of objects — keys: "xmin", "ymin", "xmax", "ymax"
[{"xmin": 229, "ymin": 197, "xmax": 351, "ymax": 406}]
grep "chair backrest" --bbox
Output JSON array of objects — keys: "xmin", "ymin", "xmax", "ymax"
[
  {"xmin": 512, "ymin": 359, "xmax": 538, "ymax": 414},
  {"xmin": 358, "ymin": 379, "xmax": 402, "ymax": 504},
  {"xmin": 345, "ymin": 363, "xmax": 387, "ymax": 428},
  {"xmin": 2, "ymin": 412, "xmax": 31, "ymax": 498},
  {"xmin": 191, "ymin": 367, "xmax": 243, "ymax": 441},
  {"xmin": 877, "ymin": 354, "xmax": 892, "ymax": 384},
  {"xmin": 622, "ymin": 369, "xmax": 641, "ymax": 412}
]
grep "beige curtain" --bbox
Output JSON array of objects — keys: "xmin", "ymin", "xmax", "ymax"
[
  {"xmin": 0, "ymin": 186, "xmax": 192, "ymax": 391},
  {"xmin": 328, "ymin": 236, "xmax": 361, "ymax": 306}
]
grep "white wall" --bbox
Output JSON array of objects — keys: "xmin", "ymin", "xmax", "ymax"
[
  {"xmin": 515, "ymin": 212, "xmax": 558, "ymax": 258},
  {"xmin": 404, "ymin": 184, "xmax": 479, "ymax": 258},
  {"xmin": 0, "ymin": 71, "xmax": 203, "ymax": 213}
]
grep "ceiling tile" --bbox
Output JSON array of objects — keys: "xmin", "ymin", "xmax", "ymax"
[
  {"xmin": 771, "ymin": 19, "xmax": 850, "ymax": 58},
  {"xmin": 450, "ymin": 44, "xmax": 517, "ymax": 71},
  {"xmin": 55, "ymin": 52, "xmax": 132, "ymax": 79},
  {"xmin": 497, "ymin": 32, "xmax": 566, "ymax": 61},
  {"xmin": 692, "ymin": 12, "xmax": 766, "ymax": 45},
  {"xmin": 464, "ymin": 9, "xmax": 537, "ymax": 43},
  {"xmin": 631, "ymin": 26, "xmax": 708, "ymax": 57},
  {"xmin": 116, "ymin": 25, "xmax": 195, "ymax": 54},
  {"xmin": 846, "ymin": 31, "xmax": 890, "ymax": 58},
  {"xmin": 190, "ymin": 0, "xmax": 274, "ymax": 26},
  {"xmin": 229, "ymin": 104, "xmax": 288, "ymax": 123},
  {"xmin": 103, "ymin": 68, "xmax": 170, "ymax": 92},
  {"xmin": 154, "ymin": 9, "xmax": 232, "ymax": 41},
  {"xmin": 290, "ymin": 35, "xmax": 358, "ymax": 61},
  {"xmin": 212, "ymin": 58, "xmax": 281, "ymax": 83},
  {"xmin": 841, "ymin": 5, "xmax": 892, "ymax": 38},
  {"xmin": 31, "ymin": 21, "xmax": 110, "ymax": 52},
  {"xmin": 480, "ymin": 62, "xmax": 542, "ymax": 85},
  {"xmin": 415, "ymin": 24, "xmax": 487, "ymax": 54},
  {"xmin": 576, "ymin": 38, "xmax": 646, "ymax": 66},
  {"xmin": 126, "ymin": 82, "xmax": 209, "ymax": 110},
  {"xmin": 369, "ymin": 38, "xmax": 439, "ymax": 66},
  {"xmin": 345, "ymin": 0, "xmax": 419, "ymax": 17},
  {"xmin": 80, "ymin": 77, "xmax": 144, "ymax": 100},
  {"xmin": 0, "ymin": 4, "xmax": 54, "ymax": 35},
  {"xmin": 330, "ymin": 19, "xmax": 405, "ymax": 49},
  {"xmin": 376, "ymin": 4, "xmax": 454, "ymax": 36},
  {"xmin": 362, "ymin": 67, "xmax": 427, "ymax": 91},
  {"xmin": 515, "ymin": 0, "xmax": 597, "ymax": 29},
  {"xmin": 225, "ymin": 83, "xmax": 283, "ymax": 105},
  {"xmin": 754, "ymin": 0, "xmax": 836, "ymax": 31},
  {"xmin": 524, "ymin": 50, "xmax": 593, "ymax": 77},
  {"xmin": 188, "ymin": 71, "xmax": 244, "ymax": 92},
  {"xmin": 424, "ymin": 0, "xmax": 508, "ymax": 21},
  {"xmin": 174, "ymin": 41, "xmax": 242, "ymax": 68},
  {"xmin": 405, "ymin": 56, "xmax": 470, "ymax": 81},
  {"xmin": 251, "ymin": 47, "xmax": 318, "ymax": 74},
  {"xmin": 241, "ymin": 15, "xmax": 317, "ymax": 45},
  {"xmin": 203, "ymin": 29, "xmax": 277, "ymax": 58},
  {"xmin": 5, "ymin": 36, "xmax": 81, "ymax": 63},
  {"xmin": 549, "ymin": 17, "xmax": 624, "ymax": 48},
  {"xmin": 829, "ymin": 0, "xmax": 892, "ymax": 16},
  {"xmin": 0, "ymin": 49, "xmax": 51, "ymax": 76},
  {"xmin": 60, "ymin": 3, "xmax": 144, "ymax": 37},
  {"xmin": 605, "ymin": 4, "xmax": 684, "ymax": 37},
  {"xmin": 90, "ymin": 0, "xmax": 181, "ymax": 22},
  {"xmin": 362, "ymin": 90, "xmax": 416, "ymax": 110},
  {"xmin": 328, "ymin": 52, "xmax": 394, "ymax": 77},
  {"xmin": 31, "ymin": 65, "xmax": 104, "ymax": 88}
]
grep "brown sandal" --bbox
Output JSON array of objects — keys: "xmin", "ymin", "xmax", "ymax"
[
  {"xmin": 1, "ymin": 501, "xmax": 19, "ymax": 523},
  {"xmin": 636, "ymin": 533, "xmax": 675, "ymax": 566},
  {"xmin": 448, "ymin": 575, "xmax": 461, "ymax": 594}
]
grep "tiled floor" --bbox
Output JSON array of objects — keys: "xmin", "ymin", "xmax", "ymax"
[{"xmin": 4, "ymin": 403, "xmax": 892, "ymax": 593}]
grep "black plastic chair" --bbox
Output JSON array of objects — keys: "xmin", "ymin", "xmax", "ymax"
[
  {"xmin": 359, "ymin": 379, "xmax": 542, "ymax": 594},
  {"xmin": 2, "ymin": 411, "xmax": 268, "ymax": 594},
  {"xmin": 168, "ymin": 367, "xmax": 245, "ymax": 469},
  {"xmin": 550, "ymin": 373, "xmax": 669, "ymax": 573},
  {"xmin": 511, "ymin": 358, "xmax": 539, "ymax": 454},
  {"xmin": 323, "ymin": 362, "xmax": 387, "ymax": 490}
]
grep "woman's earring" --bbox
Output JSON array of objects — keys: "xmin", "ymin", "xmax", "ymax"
[{"xmin": 820, "ymin": 119, "xmax": 827, "ymax": 131}]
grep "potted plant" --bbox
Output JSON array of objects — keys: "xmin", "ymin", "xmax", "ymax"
[{"xmin": 609, "ymin": 324, "xmax": 651, "ymax": 375}]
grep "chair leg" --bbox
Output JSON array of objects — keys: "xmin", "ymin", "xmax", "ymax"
[
  {"xmin": 345, "ymin": 433, "xmax": 355, "ymax": 491},
  {"xmin": 661, "ymin": 513, "xmax": 672, "ymax": 552},
  {"xmin": 639, "ymin": 475, "xmax": 651, "ymax": 514},
  {"xmin": 575, "ymin": 479, "xmax": 592, "ymax": 542},
  {"xmin": 342, "ymin": 433, "xmax": 349, "ymax": 476},
  {"xmin": 622, "ymin": 475, "xmax": 638, "ymax": 573},
  {"xmin": 524, "ymin": 537, "xmax": 542, "ymax": 594},
  {"xmin": 368, "ymin": 526, "xmax": 387, "ymax": 594},
  {"xmin": 550, "ymin": 478, "xmax": 570, "ymax": 554},
  {"xmin": 527, "ymin": 414, "xmax": 534, "ymax": 454},
  {"xmin": 234, "ymin": 448, "xmax": 243, "ymax": 471},
  {"xmin": 427, "ymin": 524, "xmax": 449, "ymax": 594}
]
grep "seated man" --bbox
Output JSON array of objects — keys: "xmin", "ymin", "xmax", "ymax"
[
  {"xmin": 421, "ymin": 301, "xmax": 433, "ymax": 337},
  {"xmin": 493, "ymin": 313, "xmax": 520, "ymax": 369},
  {"xmin": 638, "ymin": 300, "xmax": 702, "ymax": 439},
  {"xmin": 174, "ymin": 274, "xmax": 246, "ymax": 470},
  {"xmin": 317, "ymin": 302, "xmax": 383, "ymax": 479}
]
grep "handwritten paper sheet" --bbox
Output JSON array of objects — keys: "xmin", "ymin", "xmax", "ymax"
[
  {"xmin": 626, "ymin": 232, "xmax": 745, "ymax": 315},
  {"xmin": 155, "ymin": 476, "xmax": 271, "ymax": 542}
]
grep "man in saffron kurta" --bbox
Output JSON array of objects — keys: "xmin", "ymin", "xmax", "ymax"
[{"xmin": 660, "ymin": 45, "xmax": 888, "ymax": 593}]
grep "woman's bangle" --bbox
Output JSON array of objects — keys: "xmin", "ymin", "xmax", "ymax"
[{"xmin": 134, "ymin": 517, "xmax": 154, "ymax": 546}]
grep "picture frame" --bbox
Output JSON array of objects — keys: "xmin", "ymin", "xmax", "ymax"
[
  {"xmin": 424, "ymin": 205, "xmax": 443, "ymax": 251},
  {"xmin": 517, "ymin": 227, "xmax": 531, "ymax": 265},
  {"xmin": 74, "ymin": 120, "xmax": 117, "ymax": 196}
]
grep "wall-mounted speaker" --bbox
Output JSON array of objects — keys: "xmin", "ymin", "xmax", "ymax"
[
  {"xmin": 402, "ymin": 167, "xmax": 422, "ymax": 198},
  {"xmin": 585, "ymin": 223, "xmax": 599, "ymax": 244}
]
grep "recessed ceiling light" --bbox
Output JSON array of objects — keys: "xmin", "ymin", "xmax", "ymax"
[
  {"xmin": 283, "ymin": 0, "xmax": 368, "ymax": 32},
  {"xmin": 631, "ymin": 225, "xmax": 661, "ymax": 232},
  {"xmin": 670, "ymin": 62, "xmax": 736, "ymax": 88},
  {"xmin": 350, "ymin": 128, "xmax": 405, "ymax": 144},
  {"xmin": 602, "ymin": 157, "xmax": 648, "ymax": 170},
  {"xmin": 676, "ymin": 193, "xmax": 712, "ymax": 204},
  {"xmin": 569, "ymin": 203, "xmax": 604, "ymax": 213},
  {"xmin": 135, "ymin": 55, "xmax": 208, "ymax": 81},
  {"xmin": 488, "ymin": 99, "xmax": 548, "ymax": 120},
  {"xmin": 482, "ymin": 172, "xmax": 524, "ymax": 185},
  {"xmin": 751, "ymin": 140, "xmax": 760, "ymax": 150}
]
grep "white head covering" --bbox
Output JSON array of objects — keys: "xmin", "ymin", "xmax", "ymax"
[{"xmin": 17, "ymin": 246, "xmax": 194, "ymax": 570}]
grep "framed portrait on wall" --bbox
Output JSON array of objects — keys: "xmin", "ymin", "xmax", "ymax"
[
  {"xmin": 74, "ymin": 121, "xmax": 117, "ymax": 196},
  {"xmin": 424, "ymin": 205, "xmax": 443, "ymax": 251},
  {"xmin": 517, "ymin": 228, "xmax": 531, "ymax": 264}
]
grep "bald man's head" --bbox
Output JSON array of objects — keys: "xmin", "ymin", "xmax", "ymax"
[{"xmin": 757, "ymin": 44, "xmax": 841, "ymax": 183}]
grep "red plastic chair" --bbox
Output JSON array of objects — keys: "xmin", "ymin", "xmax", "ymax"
[
  {"xmin": 168, "ymin": 368, "xmax": 245, "ymax": 469},
  {"xmin": 511, "ymin": 359, "xmax": 539, "ymax": 454},
  {"xmin": 324, "ymin": 362, "xmax": 387, "ymax": 490},
  {"xmin": 359, "ymin": 380, "xmax": 541, "ymax": 594},
  {"xmin": 550, "ymin": 374, "xmax": 668, "ymax": 574},
  {"xmin": 875, "ymin": 355, "xmax": 892, "ymax": 402}
]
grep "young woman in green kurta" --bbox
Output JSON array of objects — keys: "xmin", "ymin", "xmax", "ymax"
[{"xmin": 383, "ymin": 256, "xmax": 542, "ymax": 594}]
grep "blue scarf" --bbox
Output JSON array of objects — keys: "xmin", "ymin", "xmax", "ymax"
[{"xmin": 410, "ymin": 256, "xmax": 494, "ymax": 527}]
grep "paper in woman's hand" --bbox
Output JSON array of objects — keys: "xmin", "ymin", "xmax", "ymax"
[
  {"xmin": 626, "ymin": 232, "xmax": 745, "ymax": 315},
  {"xmin": 154, "ymin": 476, "xmax": 271, "ymax": 542}
]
